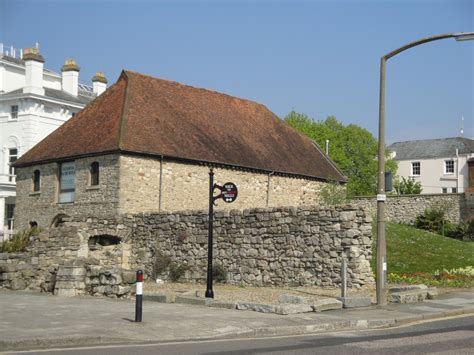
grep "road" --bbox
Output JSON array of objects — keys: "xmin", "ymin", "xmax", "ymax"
[{"xmin": 8, "ymin": 315, "xmax": 474, "ymax": 355}]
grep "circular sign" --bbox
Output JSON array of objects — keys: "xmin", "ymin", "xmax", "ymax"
[{"xmin": 221, "ymin": 182, "xmax": 238, "ymax": 203}]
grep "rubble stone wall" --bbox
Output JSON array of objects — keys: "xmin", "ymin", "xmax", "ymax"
[
  {"xmin": 1, "ymin": 204, "xmax": 374, "ymax": 297},
  {"xmin": 85, "ymin": 204, "xmax": 374, "ymax": 288},
  {"xmin": 351, "ymin": 193, "xmax": 465, "ymax": 224}
]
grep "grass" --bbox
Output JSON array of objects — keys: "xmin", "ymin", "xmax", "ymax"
[
  {"xmin": 372, "ymin": 223, "xmax": 474, "ymax": 287},
  {"xmin": 0, "ymin": 227, "xmax": 41, "ymax": 253}
]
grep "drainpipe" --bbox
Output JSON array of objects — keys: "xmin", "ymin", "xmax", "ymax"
[
  {"xmin": 159, "ymin": 155, "xmax": 163, "ymax": 212},
  {"xmin": 266, "ymin": 171, "xmax": 274, "ymax": 207}
]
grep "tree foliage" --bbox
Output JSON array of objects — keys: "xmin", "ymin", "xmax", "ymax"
[
  {"xmin": 394, "ymin": 177, "xmax": 422, "ymax": 195},
  {"xmin": 284, "ymin": 110, "xmax": 397, "ymax": 196}
]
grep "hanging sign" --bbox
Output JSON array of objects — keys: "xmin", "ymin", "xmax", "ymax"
[{"xmin": 212, "ymin": 181, "xmax": 238, "ymax": 204}]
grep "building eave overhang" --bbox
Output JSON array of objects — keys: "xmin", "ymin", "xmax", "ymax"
[{"xmin": 14, "ymin": 149, "xmax": 348, "ymax": 183}]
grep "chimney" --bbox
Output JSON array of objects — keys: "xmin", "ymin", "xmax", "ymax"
[
  {"xmin": 92, "ymin": 72, "xmax": 108, "ymax": 95},
  {"xmin": 61, "ymin": 59, "xmax": 80, "ymax": 96},
  {"xmin": 23, "ymin": 46, "xmax": 45, "ymax": 95}
]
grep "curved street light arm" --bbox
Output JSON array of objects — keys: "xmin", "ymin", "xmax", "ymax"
[{"xmin": 383, "ymin": 32, "xmax": 474, "ymax": 60}]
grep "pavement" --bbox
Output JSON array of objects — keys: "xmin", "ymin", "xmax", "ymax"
[{"xmin": 0, "ymin": 288, "xmax": 473, "ymax": 351}]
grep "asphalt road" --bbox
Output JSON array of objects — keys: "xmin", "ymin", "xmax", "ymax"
[{"xmin": 8, "ymin": 315, "xmax": 474, "ymax": 355}]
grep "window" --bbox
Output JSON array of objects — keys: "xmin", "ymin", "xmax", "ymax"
[
  {"xmin": 10, "ymin": 105, "xmax": 18, "ymax": 119},
  {"xmin": 90, "ymin": 162, "xmax": 99, "ymax": 186},
  {"xmin": 411, "ymin": 162, "xmax": 420, "ymax": 176},
  {"xmin": 444, "ymin": 160, "xmax": 454, "ymax": 174},
  {"xmin": 59, "ymin": 162, "xmax": 75, "ymax": 203},
  {"xmin": 8, "ymin": 148, "xmax": 18, "ymax": 182},
  {"xmin": 452, "ymin": 187, "xmax": 457, "ymax": 193},
  {"xmin": 6, "ymin": 204, "xmax": 15, "ymax": 231},
  {"xmin": 442, "ymin": 188, "xmax": 447, "ymax": 194},
  {"xmin": 33, "ymin": 170, "xmax": 41, "ymax": 192}
]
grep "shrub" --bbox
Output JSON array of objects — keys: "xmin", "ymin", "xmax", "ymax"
[
  {"xmin": 212, "ymin": 262, "xmax": 227, "ymax": 283},
  {"xmin": 168, "ymin": 263, "xmax": 188, "ymax": 282},
  {"xmin": 394, "ymin": 177, "xmax": 422, "ymax": 195},
  {"xmin": 415, "ymin": 208, "xmax": 447, "ymax": 235},
  {"xmin": 152, "ymin": 251, "xmax": 171, "ymax": 278},
  {"xmin": 0, "ymin": 227, "xmax": 41, "ymax": 253},
  {"xmin": 320, "ymin": 181, "xmax": 347, "ymax": 205},
  {"xmin": 442, "ymin": 221, "xmax": 474, "ymax": 242}
]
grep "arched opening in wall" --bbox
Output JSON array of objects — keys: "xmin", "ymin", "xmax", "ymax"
[
  {"xmin": 50, "ymin": 214, "xmax": 70, "ymax": 228},
  {"xmin": 88, "ymin": 235, "xmax": 121, "ymax": 249}
]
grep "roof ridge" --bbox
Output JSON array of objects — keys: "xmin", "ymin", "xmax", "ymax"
[{"xmin": 122, "ymin": 69, "xmax": 269, "ymax": 110}]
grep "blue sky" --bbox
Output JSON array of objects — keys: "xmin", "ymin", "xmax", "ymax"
[{"xmin": 1, "ymin": 0, "xmax": 472, "ymax": 143}]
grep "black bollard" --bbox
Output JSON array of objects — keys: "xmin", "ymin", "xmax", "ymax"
[{"xmin": 135, "ymin": 270, "xmax": 143, "ymax": 322}]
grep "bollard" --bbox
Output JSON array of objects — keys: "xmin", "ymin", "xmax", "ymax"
[
  {"xmin": 135, "ymin": 270, "xmax": 143, "ymax": 322},
  {"xmin": 341, "ymin": 258, "xmax": 347, "ymax": 298}
]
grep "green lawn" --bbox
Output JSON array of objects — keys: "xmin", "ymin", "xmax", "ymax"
[{"xmin": 371, "ymin": 223, "xmax": 474, "ymax": 274}]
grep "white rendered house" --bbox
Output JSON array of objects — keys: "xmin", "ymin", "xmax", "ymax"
[
  {"xmin": 388, "ymin": 137, "xmax": 474, "ymax": 194},
  {"xmin": 0, "ymin": 43, "xmax": 108, "ymax": 238}
]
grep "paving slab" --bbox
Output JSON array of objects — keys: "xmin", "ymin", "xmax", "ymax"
[{"xmin": 0, "ymin": 288, "xmax": 473, "ymax": 351}]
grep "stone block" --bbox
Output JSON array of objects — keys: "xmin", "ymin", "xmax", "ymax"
[
  {"xmin": 274, "ymin": 304, "xmax": 314, "ymax": 315},
  {"xmin": 236, "ymin": 302, "xmax": 277, "ymax": 313},
  {"xmin": 311, "ymin": 298, "xmax": 343, "ymax": 312},
  {"xmin": 207, "ymin": 300, "xmax": 237, "ymax": 309},
  {"xmin": 389, "ymin": 290, "xmax": 427, "ymax": 304},
  {"xmin": 175, "ymin": 295, "xmax": 212, "ymax": 306},
  {"xmin": 143, "ymin": 293, "xmax": 175, "ymax": 303},
  {"xmin": 121, "ymin": 270, "xmax": 136, "ymax": 284},
  {"xmin": 338, "ymin": 296, "xmax": 371, "ymax": 308},
  {"xmin": 278, "ymin": 294, "xmax": 308, "ymax": 304},
  {"xmin": 389, "ymin": 284, "xmax": 428, "ymax": 293},
  {"xmin": 427, "ymin": 288, "xmax": 438, "ymax": 299}
]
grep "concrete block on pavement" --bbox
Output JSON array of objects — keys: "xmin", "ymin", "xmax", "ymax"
[
  {"xmin": 236, "ymin": 302, "xmax": 277, "ymax": 313},
  {"xmin": 278, "ymin": 294, "xmax": 308, "ymax": 304},
  {"xmin": 274, "ymin": 304, "xmax": 314, "ymax": 315},
  {"xmin": 144, "ymin": 293, "xmax": 175, "ymax": 303},
  {"xmin": 389, "ymin": 290, "xmax": 427, "ymax": 304},
  {"xmin": 338, "ymin": 296, "xmax": 371, "ymax": 308},
  {"xmin": 311, "ymin": 298, "xmax": 343, "ymax": 312}
]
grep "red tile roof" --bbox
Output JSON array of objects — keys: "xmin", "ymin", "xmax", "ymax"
[{"xmin": 15, "ymin": 71, "xmax": 346, "ymax": 182}]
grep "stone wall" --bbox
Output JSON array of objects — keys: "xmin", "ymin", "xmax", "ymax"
[
  {"xmin": 83, "ymin": 205, "xmax": 373, "ymax": 288},
  {"xmin": 1, "ymin": 204, "xmax": 374, "ymax": 295},
  {"xmin": 0, "ymin": 222, "xmax": 135, "ymax": 297},
  {"xmin": 351, "ymin": 193, "xmax": 465, "ymax": 224},
  {"xmin": 118, "ymin": 156, "xmax": 326, "ymax": 214},
  {"xmin": 15, "ymin": 154, "xmax": 121, "ymax": 230},
  {"xmin": 15, "ymin": 153, "xmax": 327, "ymax": 231}
]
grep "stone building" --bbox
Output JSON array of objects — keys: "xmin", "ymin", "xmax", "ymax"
[
  {"xmin": 14, "ymin": 70, "xmax": 346, "ymax": 230},
  {"xmin": 0, "ymin": 43, "xmax": 107, "ymax": 238}
]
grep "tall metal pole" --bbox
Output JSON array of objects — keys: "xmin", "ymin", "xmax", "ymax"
[
  {"xmin": 205, "ymin": 169, "xmax": 215, "ymax": 298},
  {"xmin": 375, "ymin": 32, "xmax": 473, "ymax": 305},
  {"xmin": 376, "ymin": 57, "xmax": 387, "ymax": 305}
]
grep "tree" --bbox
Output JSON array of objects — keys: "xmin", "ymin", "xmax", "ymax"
[
  {"xmin": 284, "ymin": 111, "xmax": 397, "ymax": 196},
  {"xmin": 394, "ymin": 177, "xmax": 422, "ymax": 195}
]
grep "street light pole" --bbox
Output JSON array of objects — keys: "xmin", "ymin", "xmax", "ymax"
[{"xmin": 376, "ymin": 32, "xmax": 474, "ymax": 305}]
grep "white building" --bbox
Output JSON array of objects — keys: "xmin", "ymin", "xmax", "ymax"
[
  {"xmin": 388, "ymin": 137, "xmax": 474, "ymax": 194},
  {"xmin": 0, "ymin": 43, "xmax": 107, "ymax": 238}
]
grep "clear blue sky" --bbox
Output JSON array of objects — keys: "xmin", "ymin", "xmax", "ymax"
[{"xmin": 1, "ymin": 0, "xmax": 473, "ymax": 143}]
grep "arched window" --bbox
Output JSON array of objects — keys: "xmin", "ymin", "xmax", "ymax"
[
  {"xmin": 90, "ymin": 162, "xmax": 99, "ymax": 186},
  {"xmin": 33, "ymin": 169, "xmax": 41, "ymax": 192}
]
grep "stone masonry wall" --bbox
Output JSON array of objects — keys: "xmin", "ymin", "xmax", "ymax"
[
  {"xmin": 0, "ymin": 222, "xmax": 135, "ymax": 297},
  {"xmin": 118, "ymin": 156, "xmax": 326, "ymax": 214},
  {"xmin": 351, "ymin": 193, "xmax": 465, "ymax": 224},
  {"xmin": 82, "ymin": 205, "xmax": 374, "ymax": 288},
  {"xmin": 15, "ymin": 154, "xmax": 121, "ymax": 230},
  {"xmin": 15, "ymin": 154, "xmax": 327, "ymax": 233},
  {"xmin": 1, "ymin": 204, "xmax": 373, "ymax": 296}
]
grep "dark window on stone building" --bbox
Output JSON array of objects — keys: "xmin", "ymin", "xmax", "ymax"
[
  {"xmin": 33, "ymin": 169, "xmax": 41, "ymax": 192},
  {"xmin": 90, "ymin": 162, "xmax": 99, "ymax": 186}
]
